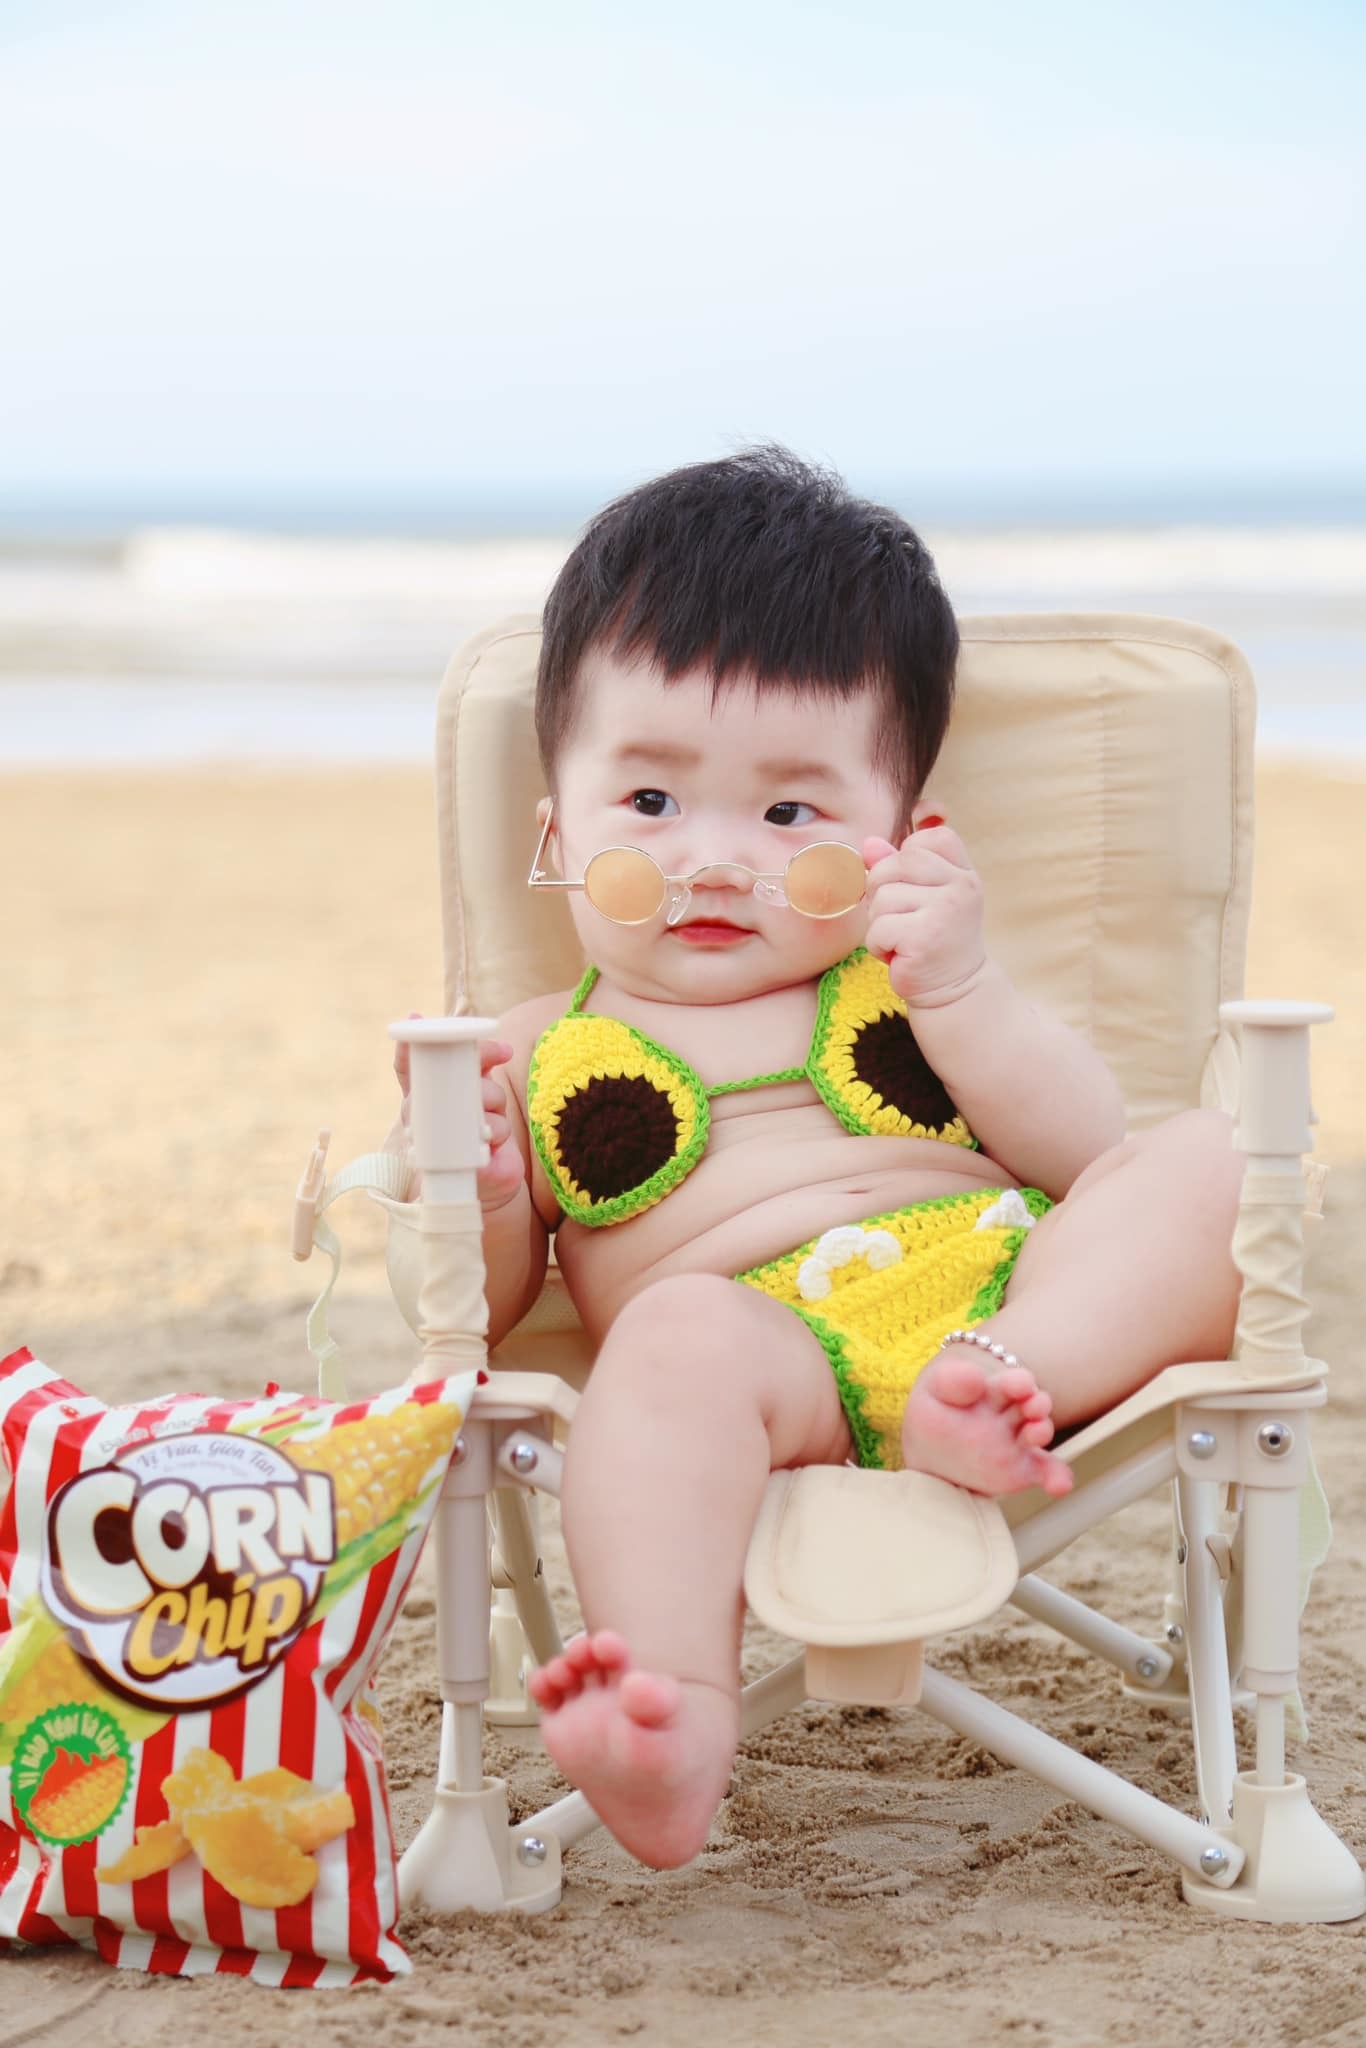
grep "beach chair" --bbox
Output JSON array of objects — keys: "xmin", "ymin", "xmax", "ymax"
[{"xmin": 297, "ymin": 611, "xmax": 1365, "ymax": 1924}]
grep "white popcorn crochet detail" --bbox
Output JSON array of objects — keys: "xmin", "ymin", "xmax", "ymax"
[
  {"xmin": 795, "ymin": 1224, "xmax": 905, "ymax": 1303},
  {"xmin": 972, "ymin": 1189, "xmax": 1037, "ymax": 1233}
]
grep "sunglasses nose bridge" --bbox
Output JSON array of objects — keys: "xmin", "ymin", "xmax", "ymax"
[{"xmin": 686, "ymin": 858, "xmax": 759, "ymax": 892}]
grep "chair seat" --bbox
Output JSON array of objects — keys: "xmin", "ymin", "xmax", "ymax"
[{"xmin": 744, "ymin": 1464, "xmax": 1018, "ymax": 1645}]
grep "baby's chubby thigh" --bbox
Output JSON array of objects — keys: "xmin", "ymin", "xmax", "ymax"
[
  {"xmin": 558, "ymin": 1276, "xmax": 854, "ymax": 1695},
  {"xmin": 579, "ymin": 1272, "xmax": 856, "ymax": 1473}
]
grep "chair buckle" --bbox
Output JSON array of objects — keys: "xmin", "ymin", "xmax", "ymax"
[{"xmin": 291, "ymin": 1127, "xmax": 332, "ymax": 1260}]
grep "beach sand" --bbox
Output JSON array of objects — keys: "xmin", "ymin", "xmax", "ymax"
[{"xmin": 1, "ymin": 764, "xmax": 1362, "ymax": 2045}]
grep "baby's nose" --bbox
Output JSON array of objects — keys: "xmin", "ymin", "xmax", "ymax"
[{"xmin": 688, "ymin": 860, "xmax": 756, "ymax": 892}]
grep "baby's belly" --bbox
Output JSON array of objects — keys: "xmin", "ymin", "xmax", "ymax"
[{"xmin": 556, "ymin": 1115, "xmax": 1020, "ymax": 1347}]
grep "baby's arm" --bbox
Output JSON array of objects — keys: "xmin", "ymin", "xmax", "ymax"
[
  {"xmin": 864, "ymin": 813, "xmax": 1126, "ymax": 1200},
  {"xmin": 478, "ymin": 1079, "xmax": 551, "ymax": 1351},
  {"xmin": 908, "ymin": 960, "xmax": 1126, "ymax": 1199}
]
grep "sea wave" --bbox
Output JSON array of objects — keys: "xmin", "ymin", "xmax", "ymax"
[
  {"xmin": 2, "ymin": 521, "xmax": 1365, "ymax": 608},
  {"xmin": 0, "ymin": 522, "xmax": 1362, "ymax": 757}
]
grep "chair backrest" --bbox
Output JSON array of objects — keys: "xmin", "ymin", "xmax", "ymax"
[{"xmin": 434, "ymin": 612, "xmax": 1255, "ymax": 1129}]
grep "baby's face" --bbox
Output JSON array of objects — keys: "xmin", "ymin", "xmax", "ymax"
[{"xmin": 543, "ymin": 647, "xmax": 905, "ymax": 1003}]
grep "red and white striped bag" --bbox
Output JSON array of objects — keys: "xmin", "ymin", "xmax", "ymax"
[{"xmin": 0, "ymin": 1345, "xmax": 480, "ymax": 1985}]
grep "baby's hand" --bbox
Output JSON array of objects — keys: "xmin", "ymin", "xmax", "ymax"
[
  {"xmin": 393, "ymin": 1020, "xmax": 526, "ymax": 1209},
  {"xmin": 862, "ymin": 804, "xmax": 989, "ymax": 1010}
]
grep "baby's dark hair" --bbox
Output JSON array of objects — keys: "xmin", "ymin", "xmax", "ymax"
[{"xmin": 535, "ymin": 444, "xmax": 958, "ymax": 831}]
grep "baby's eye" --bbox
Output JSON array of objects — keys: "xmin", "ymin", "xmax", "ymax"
[
  {"xmin": 630, "ymin": 788, "xmax": 679, "ymax": 818},
  {"xmin": 765, "ymin": 801, "xmax": 820, "ymax": 827}
]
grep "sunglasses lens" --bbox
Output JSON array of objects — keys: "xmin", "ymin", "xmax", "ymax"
[
  {"xmin": 583, "ymin": 848, "xmax": 667, "ymax": 924},
  {"xmin": 785, "ymin": 841, "xmax": 867, "ymax": 918}
]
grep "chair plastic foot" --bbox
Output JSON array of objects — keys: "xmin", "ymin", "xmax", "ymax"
[
  {"xmin": 1119, "ymin": 1669, "xmax": 1254, "ymax": 1719},
  {"xmin": 398, "ymin": 1774, "xmax": 562, "ymax": 1914},
  {"xmin": 1181, "ymin": 1772, "xmax": 1366, "ymax": 1923},
  {"xmin": 485, "ymin": 1602, "xmax": 540, "ymax": 1726}
]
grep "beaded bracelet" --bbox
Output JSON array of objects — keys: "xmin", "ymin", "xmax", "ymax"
[{"xmin": 937, "ymin": 1328, "xmax": 1022, "ymax": 1371}]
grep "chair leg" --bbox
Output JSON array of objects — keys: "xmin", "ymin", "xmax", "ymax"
[
  {"xmin": 398, "ymin": 1414, "xmax": 563, "ymax": 1914},
  {"xmin": 1177, "ymin": 1393, "xmax": 1366, "ymax": 1923},
  {"xmin": 1175, "ymin": 1473, "xmax": 1238, "ymax": 1826},
  {"xmin": 487, "ymin": 1487, "xmax": 564, "ymax": 1725}
]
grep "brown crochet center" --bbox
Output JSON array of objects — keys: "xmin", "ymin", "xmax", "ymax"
[
  {"xmin": 555, "ymin": 1075, "xmax": 681, "ymax": 1203},
  {"xmin": 852, "ymin": 1011, "xmax": 960, "ymax": 1129}
]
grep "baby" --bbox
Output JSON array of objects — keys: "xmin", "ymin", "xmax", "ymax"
[{"xmin": 398, "ymin": 446, "xmax": 1246, "ymax": 1872}]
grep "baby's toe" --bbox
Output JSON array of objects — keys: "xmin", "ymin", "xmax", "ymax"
[
  {"xmin": 529, "ymin": 1660, "xmax": 571, "ymax": 1706},
  {"xmin": 930, "ymin": 1355, "xmax": 991, "ymax": 1406},
  {"xmin": 564, "ymin": 1635, "xmax": 601, "ymax": 1679},
  {"xmin": 619, "ymin": 1669, "xmax": 682, "ymax": 1727},
  {"xmin": 994, "ymin": 1365, "xmax": 1040, "ymax": 1405},
  {"xmin": 1033, "ymin": 1450, "xmax": 1075, "ymax": 1497}
]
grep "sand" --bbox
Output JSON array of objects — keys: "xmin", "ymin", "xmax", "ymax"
[{"xmin": 1, "ymin": 764, "xmax": 1362, "ymax": 2046}]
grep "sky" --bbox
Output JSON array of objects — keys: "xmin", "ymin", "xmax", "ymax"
[{"xmin": 1, "ymin": 0, "xmax": 1364, "ymax": 507}]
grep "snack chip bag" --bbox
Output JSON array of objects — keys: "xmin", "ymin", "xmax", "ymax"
[{"xmin": 0, "ymin": 1345, "xmax": 482, "ymax": 1985}]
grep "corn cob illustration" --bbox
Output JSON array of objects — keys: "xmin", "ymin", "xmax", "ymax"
[
  {"xmin": 28, "ymin": 1749, "xmax": 128, "ymax": 1842},
  {"xmin": 1, "ymin": 1631, "xmax": 108, "ymax": 1731},
  {"xmin": 282, "ymin": 1402, "xmax": 461, "ymax": 1551}
]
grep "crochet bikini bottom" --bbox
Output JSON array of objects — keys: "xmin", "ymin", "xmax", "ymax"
[{"xmin": 734, "ymin": 1185, "xmax": 1054, "ymax": 1470}]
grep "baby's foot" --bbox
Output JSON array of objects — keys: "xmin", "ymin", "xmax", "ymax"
[
  {"xmin": 527, "ymin": 1630, "xmax": 739, "ymax": 1869},
  {"xmin": 901, "ymin": 1351, "xmax": 1074, "ymax": 1497}
]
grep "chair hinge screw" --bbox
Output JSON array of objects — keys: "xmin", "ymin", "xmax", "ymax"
[
  {"xmin": 1187, "ymin": 1430, "xmax": 1217, "ymax": 1460},
  {"xmin": 1199, "ymin": 1845, "xmax": 1229, "ymax": 1877},
  {"xmin": 518, "ymin": 1835, "xmax": 548, "ymax": 1866},
  {"xmin": 1256, "ymin": 1422, "xmax": 1293, "ymax": 1457},
  {"xmin": 510, "ymin": 1441, "xmax": 539, "ymax": 1475},
  {"xmin": 1165, "ymin": 1623, "xmax": 1185, "ymax": 1645},
  {"xmin": 451, "ymin": 1435, "xmax": 467, "ymax": 1465},
  {"xmin": 1135, "ymin": 1655, "xmax": 1160, "ymax": 1681}
]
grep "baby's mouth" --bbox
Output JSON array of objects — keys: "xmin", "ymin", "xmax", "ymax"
[{"xmin": 673, "ymin": 915, "xmax": 752, "ymax": 940}]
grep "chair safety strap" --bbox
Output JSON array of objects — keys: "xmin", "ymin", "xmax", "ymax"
[{"xmin": 295, "ymin": 1149, "xmax": 413, "ymax": 1400}]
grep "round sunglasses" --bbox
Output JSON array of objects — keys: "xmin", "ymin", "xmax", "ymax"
[{"xmin": 527, "ymin": 800, "xmax": 868, "ymax": 926}]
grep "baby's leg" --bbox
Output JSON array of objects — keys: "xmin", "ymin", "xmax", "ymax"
[
  {"xmin": 529, "ymin": 1274, "xmax": 852, "ymax": 1869},
  {"xmin": 903, "ymin": 1109, "xmax": 1246, "ymax": 1494}
]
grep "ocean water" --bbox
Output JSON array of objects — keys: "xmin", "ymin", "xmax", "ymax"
[{"xmin": 1, "ymin": 521, "xmax": 1363, "ymax": 766}]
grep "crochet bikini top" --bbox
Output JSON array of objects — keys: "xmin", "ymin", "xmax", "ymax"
[{"xmin": 526, "ymin": 945, "xmax": 979, "ymax": 1227}]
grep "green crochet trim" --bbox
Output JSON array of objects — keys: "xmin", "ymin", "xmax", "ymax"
[
  {"xmin": 806, "ymin": 946, "xmax": 981, "ymax": 1150},
  {"xmin": 526, "ymin": 1010, "xmax": 710, "ymax": 1226},
  {"xmin": 731, "ymin": 1187, "xmax": 987, "ymax": 1470},
  {"xmin": 709, "ymin": 1066, "xmax": 806, "ymax": 1096},
  {"xmin": 734, "ymin": 1185, "xmax": 1054, "ymax": 1468},
  {"xmin": 963, "ymin": 1186, "xmax": 1054, "ymax": 1321},
  {"xmin": 568, "ymin": 959, "xmax": 817, "ymax": 1096},
  {"xmin": 806, "ymin": 947, "xmax": 872, "ymax": 1135},
  {"xmin": 739, "ymin": 1288, "xmax": 886, "ymax": 1469},
  {"xmin": 567, "ymin": 962, "xmax": 601, "ymax": 1015}
]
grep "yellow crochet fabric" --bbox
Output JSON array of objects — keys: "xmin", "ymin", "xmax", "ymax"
[
  {"xmin": 811, "ymin": 947, "xmax": 977, "ymax": 1144},
  {"xmin": 736, "ymin": 1185, "xmax": 1054, "ymax": 1468}
]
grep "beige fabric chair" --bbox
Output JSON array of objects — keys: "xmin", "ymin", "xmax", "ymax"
[{"xmin": 313, "ymin": 612, "xmax": 1363, "ymax": 1923}]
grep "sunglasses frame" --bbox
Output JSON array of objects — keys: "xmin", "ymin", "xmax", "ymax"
[{"xmin": 526, "ymin": 799, "xmax": 868, "ymax": 925}]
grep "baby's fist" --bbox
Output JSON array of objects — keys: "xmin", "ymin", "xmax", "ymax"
[
  {"xmin": 861, "ymin": 804, "xmax": 989, "ymax": 1009},
  {"xmin": 476, "ymin": 1039, "xmax": 529, "ymax": 1210}
]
